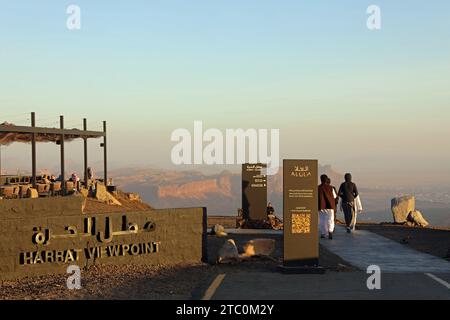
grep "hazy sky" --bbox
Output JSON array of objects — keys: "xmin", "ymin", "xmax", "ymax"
[{"xmin": 1, "ymin": 1, "xmax": 449, "ymax": 186}]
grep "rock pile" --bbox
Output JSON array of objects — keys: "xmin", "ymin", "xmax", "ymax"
[
  {"xmin": 391, "ymin": 196, "xmax": 429, "ymax": 227},
  {"xmin": 215, "ymin": 238, "xmax": 276, "ymax": 264},
  {"xmin": 242, "ymin": 239, "xmax": 276, "ymax": 257},
  {"xmin": 94, "ymin": 183, "xmax": 122, "ymax": 206},
  {"xmin": 236, "ymin": 209, "xmax": 283, "ymax": 230}
]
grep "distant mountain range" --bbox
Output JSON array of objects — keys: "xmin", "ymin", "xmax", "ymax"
[
  {"xmin": 110, "ymin": 165, "xmax": 340, "ymax": 213},
  {"xmin": 110, "ymin": 166, "xmax": 450, "ymax": 227}
]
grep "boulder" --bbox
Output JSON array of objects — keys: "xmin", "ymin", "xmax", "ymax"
[
  {"xmin": 211, "ymin": 224, "xmax": 227, "ymax": 237},
  {"xmin": 407, "ymin": 210, "xmax": 429, "ymax": 227},
  {"xmin": 215, "ymin": 230, "xmax": 228, "ymax": 238},
  {"xmin": 391, "ymin": 196, "xmax": 415, "ymax": 224},
  {"xmin": 95, "ymin": 183, "xmax": 122, "ymax": 206},
  {"xmin": 242, "ymin": 239, "xmax": 276, "ymax": 257},
  {"xmin": 207, "ymin": 236, "xmax": 228, "ymax": 264},
  {"xmin": 217, "ymin": 239, "xmax": 239, "ymax": 264},
  {"xmin": 27, "ymin": 188, "xmax": 39, "ymax": 199}
]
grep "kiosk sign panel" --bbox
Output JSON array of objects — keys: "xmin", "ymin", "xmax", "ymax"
[{"xmin": 283, "ymin": 159, "xmax": 318, "ymax": 267}]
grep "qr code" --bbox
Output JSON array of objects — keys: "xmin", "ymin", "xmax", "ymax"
[{"xmin": 292, "ymin": 213, "xmax": 311, "ymax": 234}]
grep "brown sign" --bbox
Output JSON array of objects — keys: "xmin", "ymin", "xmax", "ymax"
[
  {"xmin": 283, "ymin": 159, "xmax": 318, "ymax": 267},
  {"xmin": 0, "ymin": 196, "xmax": 207, "ymax": 280},
  {"xmin": 242, "ymin": 163, "xmax": 267, "ymax": 220},
  {"xmin": 20, "ymin": 215, "xmax": 160, "ymax": 266}
]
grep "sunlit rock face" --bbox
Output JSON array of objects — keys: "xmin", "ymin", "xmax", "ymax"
[
  {"xmin": 391, "ymin": 195, "xmax": 416, "ymax": 224},
  {"xmin": 111, "ymin": 165, "xmax": 342, "ymax": 215}
]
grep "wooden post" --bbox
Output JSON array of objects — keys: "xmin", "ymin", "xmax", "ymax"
[
  {"xmin": 0, "ymin": 144, "xmax": 2, "ymax": 179},
  {"xmin": 103, "ymin": 121, "xmax": 107, "ymax": 185},
  {"xmin": 83, "ymin": 118, "xmax": 88, "ymax": 188},
  {"xmin": 31, "ymin": 112, "xmax": 37, "ymax": 188},
  {"xmin": 60, "ymin": 115, "xmax": 65, "ymax": 194}
]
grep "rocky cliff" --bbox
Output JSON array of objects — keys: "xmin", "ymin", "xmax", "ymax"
[{"xmin": 110, "ymin": 165, "xmax": 342, "ymax": 215}]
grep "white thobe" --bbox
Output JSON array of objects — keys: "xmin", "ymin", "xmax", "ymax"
[
  {"xmin": 319, "ymin": 189, "xmax": 337, "ymax": 236},
  {"xmin": 319, "ymin": 209, "xmax": 335, "ymax": 236}
]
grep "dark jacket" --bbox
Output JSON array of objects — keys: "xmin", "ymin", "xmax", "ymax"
[
  {"xmin": 318, "ymin": 183, "xmax": 336, "ymax": 211},
  {"xmin": 339, "ymin": 174, "xmax": 359, "ymax": 203}
]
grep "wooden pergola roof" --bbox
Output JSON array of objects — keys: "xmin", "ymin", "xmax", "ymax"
[
  {"xmin": 0, "ymin": 112, "xmax": 108, "ymax": 191},
  {"xmin": 0, "ymin": 124, "xmax": 105, "ymax": 145}
]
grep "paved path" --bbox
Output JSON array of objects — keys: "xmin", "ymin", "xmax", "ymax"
[
  {"xmin": 320, "ymin": 226, "xmax": 450, "ymax": 273},
  {"xmin": 204, "ymin": 226, "xmax": 450, "ymax": 299}
]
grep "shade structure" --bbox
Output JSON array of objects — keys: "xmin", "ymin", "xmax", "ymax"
[
  {"xmin": 0, "ymin": 113, "xmax": 107, "ymax": 190},
  {"xmin": 0, "ymin": 123, "xmax": 104, "ymax": 145}
]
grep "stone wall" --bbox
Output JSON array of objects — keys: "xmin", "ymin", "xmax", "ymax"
[{"xmin": 0, "ymin": 196, "xmax": 207, "ymax": 280}]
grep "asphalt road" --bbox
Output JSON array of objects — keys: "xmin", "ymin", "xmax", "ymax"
[
  {"xmin": 208, "ymin": 271, "xmax": 450, "ymax": 300},
  {"xmin": 204, "ymin": 226, "xmax": 450, "ymax": 300}
]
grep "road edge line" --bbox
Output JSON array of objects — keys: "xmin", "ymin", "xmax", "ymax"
[
  {"xmin": 425, "ymin": 273, "xmax": 450, "ymax": 289},
  {"xmin": 202, "ymin": 274, "xmax": 226, "ymax": 300}
]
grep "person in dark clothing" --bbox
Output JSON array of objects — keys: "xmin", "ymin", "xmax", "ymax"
[
  {"xmin": 266, "ymin": 202, "xmax": 275, "ymax": 216},
  {"xmin": 318, "ymin": 175, "xmax": 337, "ymax": 239},
  {"xmin": 338, "ymin": 173, "xmax": 359, "ymax": 233}
]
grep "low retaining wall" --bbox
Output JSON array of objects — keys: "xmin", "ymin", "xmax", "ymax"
[{"xmin": 0, "ymin": 196, "xmax": 207, "ymax": 280}]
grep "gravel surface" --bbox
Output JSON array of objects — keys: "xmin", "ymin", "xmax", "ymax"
[
  {"xmin": 0, "ymin": 263, "xmax": 213, "ymax": 300},
  {"xmin": 0, "ymin": 234, "xmax": 353, "ymax": 300}
]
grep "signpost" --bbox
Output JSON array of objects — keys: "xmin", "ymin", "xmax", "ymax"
[
  {"xmin": 242, "ymin": 163, "xmax": 267, "ymax": 221},
  {"xmin": 281, "ymin": 159, "xmax": 322, "ymax": 273}
]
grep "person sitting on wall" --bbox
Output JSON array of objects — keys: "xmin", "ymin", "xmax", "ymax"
[
  {"xmin": 70, "ymin": 173, "xmax": 81, "ymax": 191},
  {"xmin": 266, "ymin": 202, "xmax": 275, "ymax": 216},
  {"xmin": 42, "ymin": 175, "xmax": 51, "ymax": 184}
]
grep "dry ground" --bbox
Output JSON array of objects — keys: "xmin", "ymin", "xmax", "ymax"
[{"xmin": 0, "ymin": 234, "xmax": 352, "ymax": 300}]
